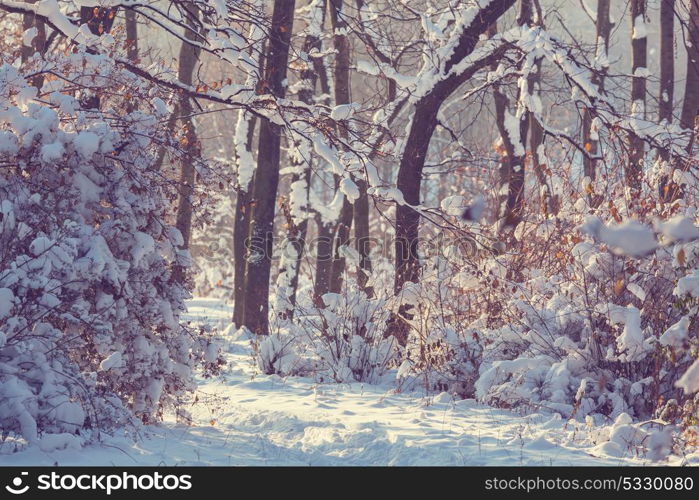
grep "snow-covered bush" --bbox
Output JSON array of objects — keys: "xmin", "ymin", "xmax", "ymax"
[
  {"xmin": 469, "ymin": 207, "xmax": 699, "ymax": 423},
  {"xmin": 255, "ymin": 269, "xmax": 400, "ymax": 383},
  {"xmin": 393, "ymin": 240, "xmax": 484, "ymax": 397},
  {"xmin": 0, "ymin": 52, "xmax": 220, "ymax": 445},
  {"xmin": 304, "ymin": 288, "xmax": 399, "ymax": 383}
]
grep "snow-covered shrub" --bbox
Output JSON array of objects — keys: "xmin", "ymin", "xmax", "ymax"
[
  {"xmin": 255, "ymin": 268, "xmax": 400, "ymax": 383},
  {"xmin": 305, "ymin": 288, "xmax": 399, "ymax": 383},
  {"xmin": 394, "ymin": 240, "xmax": 484, "ymax": 397},
  {"xmin": 470, "ymin": 207, "xmax": 699, "ymax": 422},
  {"xmin": 0, "ymin": 52, "xmax": 220, "ymax": 445}
]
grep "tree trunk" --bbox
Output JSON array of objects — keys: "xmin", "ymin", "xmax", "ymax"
[
  {"xmin": 233, "ymin": 117, "xmax": 257, "ymax": 327},
  {"xmin": 21, "ymin": 0, "xmax": 46, "ymax": 89},
  {"xmin": 233, "ymin": 31, "xmax": 267, "ymax": 327},
  {"xmin": 311, "ymin": 32, "xmax": 334, "ymax": 302},
  {"xmin": 628, "ymin": 0, "xmax": 647, "ymax": 190},
  {"xmin": 124, "ymin": 10, "xmax": 138, "ymax": 114},
  {"xmin": 659, "ymin": 0, "xmax": 675, "ymax": 126},
  {"xmin": 314, "ymin": 218, "xmax": 334, "ymax": 300},
  {"xmin": 658, "ymin": 0, "xmax": 677, "ymax": 200},
  {"xmin": 79, "ymin": 6, "xmax": 118, "ymax": 109},
  {"xmin": 388, "ymin": 0, "xmax": 516, "ymax": 345},
  {"xmin": 581, "ymin": 0, "xmax": 611, "ymax": 183},
  {"xmin": 80, "ymin": 6, "xmax": 118, "ymax": 35},
  {"xmin": 327, "ymin": 0, "xmax": 354, "ymax": 295},
  {"xmin": 680, "ymin": 0, "xmax": 699, "ymax": 142},
  {"xmin": 492, "ymin": 12, "xmax": 528, "ymax": 235},
  {"xmin": 125, "ymin": 10, "xmax": 138, "ymax": 63},
  {"xmin": 173, "ymin": 6, "xmax": 202, "ymax": 283},
  {"xmin": 353, "ymin": 179, "xmax": 372, "ymax": 293},
  {"xmin": 243, "ymin": 0, "xmax": 296, "ymax": 336},
  {"xmin": 276, "ymin": 9, "xmax": 324, "ymax": 320}
]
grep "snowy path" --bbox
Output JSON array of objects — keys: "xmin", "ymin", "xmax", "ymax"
[{"xmin": 0, "ymin": 299, "xmax": 678, "ymax": 466}]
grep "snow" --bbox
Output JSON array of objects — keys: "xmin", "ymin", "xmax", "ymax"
[
  {"xmin": 22, "ymin": 27, "xmax": 37, "ymax": 47},
  {"xmin": 503, "ymin": 110, "xmax": 525, "ymax": 156},
  {"xmin": 330, "ymin": 103, "xmax": 359, "ymax": 121},
  {"xmin": 632, "ymin": 15, "xmax": 647, "ymax": 40},
  {"xmin": 100, "ymin": 351, "xmax": 123, "ymax": 371},
  {"xmin": 40, "ymin": 141, "xmax": 64, "ymax": 162},
  {"xmin": 339, "ymin": 177, "xmax": 360, "ymax": 203},
  {"xmin": 676, "ymin": 359, "xmax": 699, "ymax": 394},
  {"xmin": 656, "ymin": 216, "xmax": 699, "ymax": 243},
  {"xmin": 627, "ymin": 283, "xmax": 646, "ymax": 302},
  {"xmin": 659, "ymin": 317, "xmax": 689, "ymax": 348},
  {"xmin": 2, "ymin": 298, "xmax": 691, "ymax": 466},
  {"xmin": 675, "ymin": 271, "xmax": 699, "ymax": 298},
  {"xmin": 74, "ymin": 131, "xmax": 100, "ymax": 158},
  {"xmin": 29, "ymin": 236, "xmax": 53, "ymax": 256},
  {"xmin": 0, "ymin": 287, "xmax": 14, "ymax": 319},
  {"xmin": 616, "ymin": 306, "xmax": 644, "ymax": 362},
  {"xmin": 579, "ymin": 216, "xmax": 658, "ymax": 257}
]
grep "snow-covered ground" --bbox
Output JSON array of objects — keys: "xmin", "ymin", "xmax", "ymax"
[{"xmin": 0, "ymin": 298, "xmax": 695, "ymax": 466}]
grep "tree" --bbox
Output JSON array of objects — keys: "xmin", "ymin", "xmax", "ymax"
[
  {"xmin": 275, "ymin": 0, "xmax": 326, "ymax": 321},
  {"xmin": 173, "ymin": 5, "xmax": 203, "ymax": 283},
  {"xmin": 327, "ymin": 0, "xmax": 355, "ymax": 295},
  {"xmin": 390, "ymin": 0, "xmax": 516, "ymax": 344},
  {"xmin": 243, "ymin": 0, "xmax": 296, "ymax": 336},
  {"xmin": 658, "ymin": 0, "xmax": 676, "ymax": 200},
  {"xmin": 628, "ymin": 0, "xmax": 648, "ymax": 190},
  {"xmin": 581, "ymin": 0, "xmax": 612, "ymax": 184},
  {"xmin": 680, "ymin": 0, "xmax": 699, "ymax": 146}
]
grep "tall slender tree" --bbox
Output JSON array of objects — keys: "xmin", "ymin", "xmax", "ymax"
[
  {"xmin": 327, "ymin": 0, "xmax": 355, "ymax": 295},
  {"xmin": 581, "ymin": 0, "xmax": 611, "ymax": 184},
  {"xmin": 243, "ymin": 0, "xmax": 296, "ymax": 335},
  {"xmin": 628, "ymin": 0, "xmax": 648, "ymax": 190},
  {"xmin": 276, "ymin": 0, "xmax": 326, "ymax": 320},
  {"xmin": 21, "ymin": 0, "xmax": 46, "ymax": 89},
  {"xmin": 390, "ymin": 0, "xmax": 516, "ymax": 344},
  {"xmin": 680, "ymin": 0, "xmax": 699, "ymax": 147},
  {"xmin": 173, "ymin": 5, "xmax": 203, "ymax": 283},
  {"xmin": 658, "ymin": 0, "xmax": 676, "ymax": 200}
]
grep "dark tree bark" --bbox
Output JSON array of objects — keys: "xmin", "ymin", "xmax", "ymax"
[
  {"xmin": 327, "ymin": 0, "xmax": 354, "ymax": 295},
  {"xmin": 353, "ymin": 177, "xmax": 372, "ymax": 292},
  {"xmin": 243, "ymin": 0, "xmax": 296, "ymax": 336},
  {"xmin": 233, "ymin": 41, "xmax": 266, "ymax": 327},
  {"xmin": 659, "ymin": 0, "xmax": 675, "ymax": 126},
  {"xmin": 680, "ymin": 0, "xmax": 699, "ymax": 141},
  {"xmin": 173, "ymin": 5, "xmax": 202, "ymax": 283},
  {"xmin": 79, "ymin": 5, "xmax": 118, "ymax": 109},
  {"xmin": 278, "ymin": 14, "xmax": 325, "ymax": 320},
  {"xmin": 21, "ymin": 0, "xmax": 46, "ymax": 89},
  {"xmin": 233, "ymin": 122, "xmax": 257, "ymax": 327},
  {"xmin": 311, "ymin": 42, "xmax": 334, "ymax": 302},
  {"xmin": 80, "ymin": 6, "xmax": 118, "ymax": 35},
  {"xmin": 124, "ymin": 10, "xmax": 138, "ymax": 114},
  {"xmin": 351, "ymin": 1, "xmax": 373, "ymax": 293},
  {"xmin": 314, "ymin": 219, "xmax": 334, "ymax": 300},
  {"xmin": 628, "ymin": 0, "xmax": 647, "ymax": 190},
  {"xmin": 581, "ymin": 0, "xmax": 611, "ymax": 183},
  {"xmin": 389, "ymin": 0, "xmax": 516, "ymax": 345},
  {"xmin": 658, "ymin": 0, "xmax": 676, "ymax": 200},
  {"xmin": 125, "ymin": 10, "xmax": 138, "ymax": 63},
  {"xmin": 494, "ymin": 1, "xmax": 535, "ymax": 234}
]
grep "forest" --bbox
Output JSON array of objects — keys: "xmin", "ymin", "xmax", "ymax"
[{"xmin": 0, "ymin": 0, "xmax": 698, "ymax": 466}]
